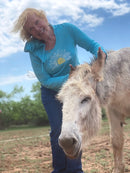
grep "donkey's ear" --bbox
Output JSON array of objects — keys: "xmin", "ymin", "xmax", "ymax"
[
  {"xmin": 91, "ymin": 47, "xmax": 106, "ymax": 81},
  {"xmin": 69, "ymin": 64, "xmax": 77, "ymax": 78}
]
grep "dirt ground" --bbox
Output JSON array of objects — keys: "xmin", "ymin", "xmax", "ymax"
[
  {"xmin": 43, "ymin": 134, "xmax": 130, "ymax": 173},
  {"xmin": 0, "ymin": 133, "xmax": 129, "ymax": 173},
  {"xmin": 0, "ymin": 121, "xmax": 130, "ymax": 173}
]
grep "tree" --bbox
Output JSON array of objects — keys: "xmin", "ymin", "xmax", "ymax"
[
  {"xmin": 0, "ymin": 83, "xmax": 49, "ymax": 129},
  {"xmin": 30, "ymin": 82, "xmax": 48, "ymax": 125},
  {"xmin": 0, "ymin": 86, "xmax": 24, "ymax": 129},
  {"xmin": 0, "ymin": 90, "xmax": 6, "ymax": 98}
]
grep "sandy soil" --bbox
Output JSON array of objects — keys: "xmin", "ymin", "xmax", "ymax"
[{"xmin": 0, "ymin": 133, "xmax": 129, "ymax": 173}]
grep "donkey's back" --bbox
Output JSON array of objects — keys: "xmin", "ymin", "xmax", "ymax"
[{"xmin": 97, "ymin": 47, "xmax": 130, "ymax": 117}]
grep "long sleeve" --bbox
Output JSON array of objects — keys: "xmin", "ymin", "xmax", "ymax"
[{"xmin": 67, "ymin": 23, "xmax": 106, "ymax": 58}]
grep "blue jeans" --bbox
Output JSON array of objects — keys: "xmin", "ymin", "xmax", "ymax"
[{"xmin": 41, "ymin": 86, "xmax": 83, "ymax": 173}]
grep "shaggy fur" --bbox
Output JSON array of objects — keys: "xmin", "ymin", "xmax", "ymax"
[{"xmin": 57, "ymin": 47, "xmax": 130, "ymax": 173}]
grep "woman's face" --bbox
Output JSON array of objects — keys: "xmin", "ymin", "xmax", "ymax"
[{"xmin": 24, "ymin": 13, "xmax": 51, "ymax": 41}]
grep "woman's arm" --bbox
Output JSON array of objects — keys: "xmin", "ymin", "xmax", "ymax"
[{"xmin": 67, "ymin": 23, "xmax": 107, "ymax": 58}]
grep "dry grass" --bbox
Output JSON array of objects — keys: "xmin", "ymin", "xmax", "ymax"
[{"xmin": 0, "ymin": 119, "xmax": 129, "ymax": 173}]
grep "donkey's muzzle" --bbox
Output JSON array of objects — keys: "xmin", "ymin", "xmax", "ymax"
[{"xmin": 58, "ymin": 134, "xmax": 81, "ymax": 159}]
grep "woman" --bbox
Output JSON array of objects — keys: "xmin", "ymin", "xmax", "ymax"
[{"xmin": 12, "ymin": 8, "xmax": 106, "ymax": 173}]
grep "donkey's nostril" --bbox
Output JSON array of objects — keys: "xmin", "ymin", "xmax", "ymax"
[
  {"xmin": 72, "ymin": 137, "xmax": 77, "ymax": 145},
  {"xmin": 58, "ymin": 135, "xmax": 77, "ymax": 148}
]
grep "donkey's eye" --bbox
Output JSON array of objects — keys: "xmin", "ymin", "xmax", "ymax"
[{"xmin": 81, "ymin": 96, "xmax": 91, "ymax": 104}]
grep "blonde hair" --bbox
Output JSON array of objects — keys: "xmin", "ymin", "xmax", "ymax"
[{"xmin": 12, "ymin": 8, "xmax": 48, "ymax": 41}]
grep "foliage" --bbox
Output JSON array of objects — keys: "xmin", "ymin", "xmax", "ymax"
[
  {"xmin": 0, "ymin": 82, "xmax": 48, "ymax": 129},
  {"xmin": 0, "ymin": 90, "xmax": 6, "ymax": 98}
]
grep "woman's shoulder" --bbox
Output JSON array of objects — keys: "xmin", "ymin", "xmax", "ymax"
[
  {"xmin": 53, "ymin": 22, "xmax": 76, "ymax": 29},
  {"xmin": 53, "ymin": 23, "xmax": 78, "ymax": 34}
]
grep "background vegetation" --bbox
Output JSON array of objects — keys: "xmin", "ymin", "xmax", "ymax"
[{"xmin": 0, "ymin": 82, "xmax": 49, "ymax": 129}]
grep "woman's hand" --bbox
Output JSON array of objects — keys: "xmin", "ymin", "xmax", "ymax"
[{"xmin": 98, "ymin": 47, "xmax": 106, "ymax": 60}]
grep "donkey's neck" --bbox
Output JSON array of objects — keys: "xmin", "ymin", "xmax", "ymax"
[
  {"xmin": 96, "ymin": 48, "xmax": 130, "ymax": 106},
  {"xmin": 96, "ymin": 51, "xmax": 118, "ymax": 106}
]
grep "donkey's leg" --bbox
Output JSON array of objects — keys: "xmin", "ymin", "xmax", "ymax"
[{"xmin": 107, "ymin": 107, "xmax": 125, "ymax": 173}]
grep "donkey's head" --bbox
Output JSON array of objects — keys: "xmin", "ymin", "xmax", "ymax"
[{"xmin": 57, "ymin": 49, "xmax": 105, "ymax": 159}]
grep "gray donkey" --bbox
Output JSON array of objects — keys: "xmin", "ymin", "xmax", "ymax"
[{"xmin": 57, "ymin": 47, "xmax": 130, "ymax": 173}]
